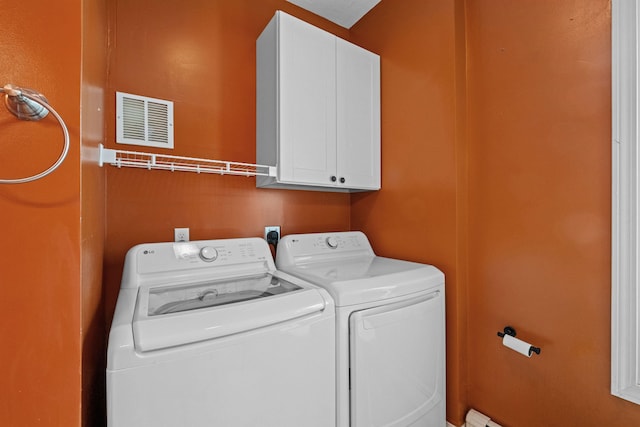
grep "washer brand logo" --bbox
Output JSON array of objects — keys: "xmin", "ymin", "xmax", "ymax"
[{"xmin": 143, "ymin": 250, "xmax": 155, "ymax": 255}]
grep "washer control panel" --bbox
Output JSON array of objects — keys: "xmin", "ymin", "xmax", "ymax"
[{"xmin": 133, "ymin": 238, "xmax": 272, "ymax": 276}]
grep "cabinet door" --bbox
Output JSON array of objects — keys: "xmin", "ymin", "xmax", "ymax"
[
  {"xmin": 278, "ymin": 13, "xmax": 337, "ymax": 186},
  {"xmin": 336, "ymin": 38, "xmax": 381, "ymax": 190}
]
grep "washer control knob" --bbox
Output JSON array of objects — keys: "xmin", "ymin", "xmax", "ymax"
[
  {"xmin": 326, "ymin": 236, "xmax": 339, "ymax": 249},
  {"xmin": 199, "ymin": 246, "xmax": 218, "ymax": 262}
]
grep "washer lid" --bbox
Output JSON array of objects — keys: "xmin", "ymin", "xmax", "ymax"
[
  {"xmin": 279, "ymin": 256, "xmax": 444, "ymax": 306},
  {"xmin": 146, "ymin": 273, "xmax": 302, "ymax": 316},
  {"xmin": 133, "ymin": 273, "xmax": 328, "ymax": 351}
]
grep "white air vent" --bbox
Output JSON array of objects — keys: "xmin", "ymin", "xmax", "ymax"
[{"xmin": 116, "ymin": 92, "xmax": 174, "ymax": 149}]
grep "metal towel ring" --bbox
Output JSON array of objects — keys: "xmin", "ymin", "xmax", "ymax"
[{"xmin": 0, "ymin": 84, "xmax": 70, "ymax": 184}]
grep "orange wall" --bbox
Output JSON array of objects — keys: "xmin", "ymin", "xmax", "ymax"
[
  {"xmin": 351, "ymin": 0, "xmax": 640, "ymax": 426},
  {"xmin": 464, "ymin": 1, "xmax": 640, "ymax": 425},
  {"xmin": 349, "ymin": 0, "xmax": 467, "ymax": 423},
  {"xmin": 0, "ymin": 0, "xmax": 83, "ymax": 425},
  {"xmin": 104, "ymin": 1, "xmax": 352, "ymax": 325}
]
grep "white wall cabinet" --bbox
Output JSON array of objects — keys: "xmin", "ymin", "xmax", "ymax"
[{"xmin": 256, "ymin": 11, "xmax": 380, "ymax": 192}]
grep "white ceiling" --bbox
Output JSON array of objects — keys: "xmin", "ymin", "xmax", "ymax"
[{"xmin": 286, "ymin": 0, "xmax": 382, "ymax": 29}]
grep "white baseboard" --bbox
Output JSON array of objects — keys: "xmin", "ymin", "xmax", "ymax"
[{"xmin": 448, "ymin": 422, "xmax": 464, "ymax": 427}]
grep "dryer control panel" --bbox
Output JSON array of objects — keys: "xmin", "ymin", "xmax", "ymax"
[{"xmin": 276, "ymin": 231, "xmax": 375, "ymax": 266}]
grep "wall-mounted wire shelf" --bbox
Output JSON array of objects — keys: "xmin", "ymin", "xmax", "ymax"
[{"xmin": 98, "ymin": 144, "xmax": 276, "ymax": 178}]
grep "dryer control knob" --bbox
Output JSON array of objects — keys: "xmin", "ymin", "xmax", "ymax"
[
  {"xmin": 199, "ymin": 246, "xmax": 218, "ymax": 262},
  {"xmin": 326, "ymin": 236, "xmax": 339, "ymax": 249}
]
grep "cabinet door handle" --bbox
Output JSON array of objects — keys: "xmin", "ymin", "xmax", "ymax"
[
  {"xmin": 331, "ymin": 176, "xmax": 337, "ymax": 182},
  {"xmin": 340, "ymin": 177, "xmax": 346, "ymax": 183}
]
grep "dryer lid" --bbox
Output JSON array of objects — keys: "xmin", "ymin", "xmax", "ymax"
[{"xmin": 279, "ymin": 257, "xmax": 444, "ymax": 306}]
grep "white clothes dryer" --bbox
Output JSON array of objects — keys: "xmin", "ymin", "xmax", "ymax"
[
  {"xmin": 107, "ymin": 237, "xmax": 335, "ymax": 427},
  {"xmin": 276, "ymin": 231, "xmax": 446, "ymax": 427}
]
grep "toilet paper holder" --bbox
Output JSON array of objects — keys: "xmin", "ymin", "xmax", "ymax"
[{"xmin": 497, "ymin": 326, "xmax": 541, "ymax": 356}]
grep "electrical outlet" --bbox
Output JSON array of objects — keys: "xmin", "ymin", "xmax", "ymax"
[
  {"xmin": 264, "ymin": 226, "xmax": 280, "ymax": 244},
  {"xmin": 174, "ymin": 227, "xmax": 190, "ymax": 242}
]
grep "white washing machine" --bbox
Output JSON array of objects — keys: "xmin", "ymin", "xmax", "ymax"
[
  {"xmin": 107, "ymin": 237, "xmax": 335, "ymax": 427},
  {"xmin": 276, "ymin": 231, "xmax": 446, "ymax": 427}
]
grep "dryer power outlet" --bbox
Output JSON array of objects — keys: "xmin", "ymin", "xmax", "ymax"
[{"xmin": 264, "ymin": 226, "xmax": 280, "ymax": 245}]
